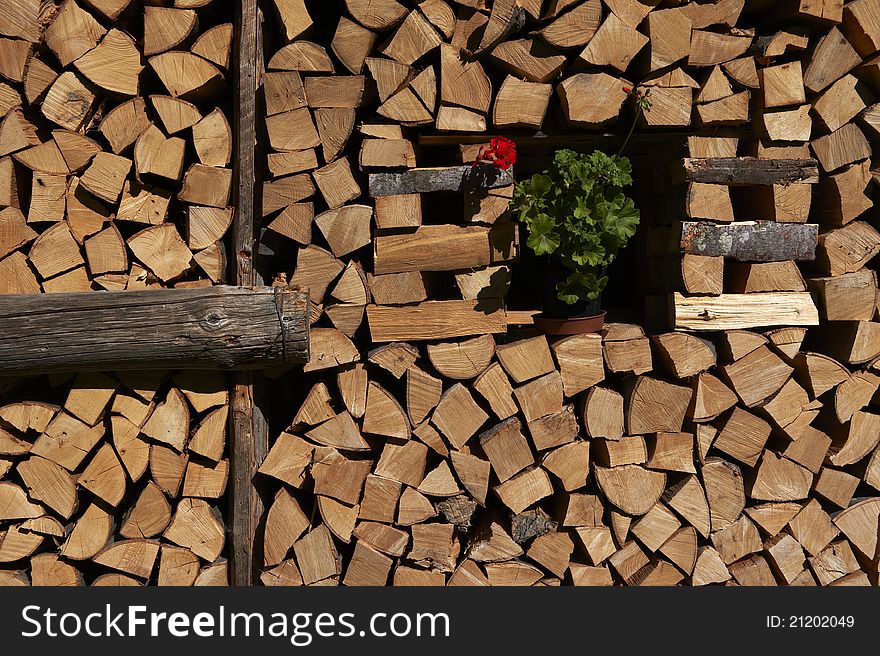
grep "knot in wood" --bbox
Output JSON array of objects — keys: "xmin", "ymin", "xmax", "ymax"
[{"xmin": 203, "ymin": 311, "xmax": 228, "ymax": 330}]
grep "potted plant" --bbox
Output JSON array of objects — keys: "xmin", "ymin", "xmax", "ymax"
[{"xmin": 509, "ymin": 88, "xmax": 651, "ymax": 334}]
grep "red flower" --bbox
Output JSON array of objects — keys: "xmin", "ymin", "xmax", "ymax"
[
  {"xmin": 622, "ymin": 86, "xmax": 631, "ymax": 93},
  {"xmin": 473, "ymin": 136, "xmax": 517, "ymax": 171}
]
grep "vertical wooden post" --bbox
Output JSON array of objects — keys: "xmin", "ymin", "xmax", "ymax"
[{"xmin": 230, "ymin": 0, "xmax": 266, "ymax": 587}]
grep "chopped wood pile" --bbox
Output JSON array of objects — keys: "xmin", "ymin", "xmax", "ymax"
[
  {"xmin": 0, "ymin": 0, "xmax": 235, "ymax": 294},
  {"xmin": 4, "ymin": 0, "xmax": 880, "ymax": 587},
  {"xmin": 0, "ymin": 371, "xmax": 229, "ymax": 586},
  {"xmin": 255, "ymin": 0, "xmax": 880, "ymax": 586},
  {"xmin": 258, "ymin": 323, "xmax": 880, "ymax": 586},
  {"xmin": 0, "ymin": 0, "xmax": 236, "ymax": 585},
  {"xmin": 260, "ymin": 0, "xmax": 880, "ymax": 338}
]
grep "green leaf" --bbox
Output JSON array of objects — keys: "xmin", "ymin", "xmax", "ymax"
[
  {"xmin": 525, "ymin": 213, "xmax": 560, "ymax": 255},
  {"xmin": 556, "ymin": 271, "xmax": 608, "ymax": 304},
  {"xmin": 612, "ymin": 198, "xmax": 640, "ymax": 239},
  {"xmin": 527, "ymin": 231, "xmax": 560, "ymax": 256}
]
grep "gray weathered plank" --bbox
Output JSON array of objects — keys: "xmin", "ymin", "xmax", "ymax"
[
  {"xmin": 680, "ymin": 221, "xmax": 818, "ymax": 261},
  {"xmin": 368, "ymin": 165, "xmax": 514, "ymax": 196},
  {"xmin": 232, "ymin": 0, "xmax": 265, "ymax": 589},
  {"xmin": 683, "ymin": 158, "xmax": 820, "ymax": 185},
  {"xmin": 0, "ymin": 286, "xmax": 308, "ymax": 374}
]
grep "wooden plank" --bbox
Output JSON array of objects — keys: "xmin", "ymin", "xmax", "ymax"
[
  {"xmin": 680, "ymin": 221, "xmax": 817, "ymax": 261},
  {"xmin": 368, "ymin": 165, "xmax": 514, "ymax": 196},
  {"xmin": 231, "ymin": 0, "xmax": 263, "ymax": 589},
  {"xmin": 367, "ymin": 300, "xmax": 507, "ymax": 342},
  {"xmin": 505, "ymin": 309, "xmax": 540, "ymax": 325},
  {"xmin": 682, "ymin": 158, "xmax": 819, "ymax": 185},
  {"xmin": 671, "ymin": 292, "xmax": 819, "ymax": 331},
  {"xmin": 418, "ymin": 129, "xmax": 753, "ymax": 149},
  {"xmin": 0, "ymin": 286, "xmax": 307, "ymax": 374},
  {"xmin": 374, "ymin": 224, "xmax": 517, "ymax": 275}
]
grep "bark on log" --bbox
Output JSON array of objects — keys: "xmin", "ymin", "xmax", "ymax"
[
  {"xmin": 368, "ymin": 165, "xmax": 514, "ymax": 196},
  {"xmin": 0, "ymin": 286, "xmax": 309, "ymax": 374},
  {"xmin": 682, "ymin": 158, "xmax": 820, "ymax": 185},
  {"xmin": 680, "ymin": 221, "xmax": 818, "ymax": 261}
]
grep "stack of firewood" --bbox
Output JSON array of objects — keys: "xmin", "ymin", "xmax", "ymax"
[
  {"xmin": 4, "ymin": 0, "xmax": 880, "ymax": 587},
  {"xmin": 260, "ymin": 0, "xmax": 880, "ymax": 338},
  {"xmin": 0, "ymin": 371, "xmax": 229, "ymax": 586},
  {"xmin": 0, "ymin": 0, "xmax": 235, "ymax": 585},
  {"xmin": 644, "ymin": 148, "xmax": 824, "ymax": 330},
  {"xmin": 255, "ymin": 0, "xmax": 880, "ymax": 586},
  {"xmin": 259, "ymin": 327, "xmax": 880, "ymax": 586},
  {"xmin": 0, "ymin": 0, "xmax": 234, "ymax": 294}
]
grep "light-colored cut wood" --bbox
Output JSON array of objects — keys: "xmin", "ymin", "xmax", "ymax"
[
  {"xmin": 702, "ymin": 458, "xmax": 745, "ymax": 533},
  {"xmin": 625, "ymin": 375, "xmax": 692, "ymax": 435},
  {"xmin": 558, "ymin": 72, "xmax": 630, "ymax": 127},
  {"xmin": 78, "ymin": 443, "xmax": 126, "ymax": 507},
  {"xmin": 367, "ymin": 300, "xmax": 506, "ymax": 342},
  {"xmin": 595, "ymin": 464, "xmax": 666, "ymax": 516},
  {"xmin": 672, "ymin": 292, "xmax": 819, "ymax": 331}
]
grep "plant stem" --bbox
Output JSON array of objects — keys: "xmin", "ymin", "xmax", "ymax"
[{"xmin": 616, "ymin": 103, "xmax": 645, "ymax": 158}]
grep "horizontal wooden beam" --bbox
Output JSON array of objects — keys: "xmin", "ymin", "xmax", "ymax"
[
  {"xmin": 682, "ymin": 158, "xmax": 820, "ymax": 185},
  {"xmin": 417, "ymin": 128, "xmax": 752, "ymax": 148},
  {"xmin": 374, "ymin": 224, "xmax": 518, "ymax": 275},
  {"xmin": 0, "ymin": 286, "xmax": 309, "ymax": 374},
  {"xmin": 367, "ymin": 300, "xmax": 507, "ymax": 342},
  {"xmin": 680, "ymin": 221, "xmax": 818, "ymax": 261},
  {"xmin": 368, "ymin": 165, "xmax": 514, "ymax": 196},
  {"xmin": 671, "ymin": 292, "xmax": 819, "ymax": 331}
]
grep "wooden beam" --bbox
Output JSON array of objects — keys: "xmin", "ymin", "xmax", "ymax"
[
  {"xmin": 0, "ymin": 286, "xmax": 307, "ymax": 374},
  {"xmin": 231, "ymin": 0, "xmax": 264, "ymax": 589},
  {"xmin": 368, "ymin": 165, "xmax": 514, "ymax": 196},
  {"xmin": 367, "ymin": 300, "xmax": 507, "ymax": 342},
  {"xmin": 680, "ymin": 221, "xmax": 818, "ymax": 261},
  {"xmin": 417, "ymin": 128, "xmax": 753, "ymax": 149},
  {"xmin": 670, "ymin": 292, "xmax": 819, "ymax": 331},
  {"xmin": 682, "ymin": 157, "xmax": 820, "ymax": 185}
]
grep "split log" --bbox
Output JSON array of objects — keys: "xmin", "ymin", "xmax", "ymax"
[
  {"xmin": 625, "ymin": 376, "xmax": 692, "ymax": 435},
  {"xmin": 726, "ymin": 261, "xmax": 806, "ymax": 293},
  {"xmin": 558, "ymin": 73, "xmax": 631, "ymax": 127},
  {"xmin": 374, "ymin": 224, "xmax": 516, "ymax": 275},
  {"xmin": 489, "ymin": 38, "xmax": 565, "ymax": 83},
  {"xmin": 427, "ymin": 335, "xmax": 495, "ymax": 380},
  {"xmin": 803, "ymin": 27, "xmax": 861, "ymax": 94},
  {"xmin": 811, "ymin": 123, "xmax": 872, "ymax": 173},
  {"xmin": 672, "ymin": 292, "xmax": 819, "ymax": 331},
  {"xmin": 367, "ymin": 300, "xmax": 506, "ymax": 342},
  {"xmin": 815, "ymin": 221, "xmax": 880, "ymax": 276},
  {"xmin": 808, "ymin": 270, "xmax": 877, "ymax": 321}
]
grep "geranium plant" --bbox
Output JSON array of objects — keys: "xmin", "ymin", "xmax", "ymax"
[{"xmin": 510, "ymin": 88, "xmax": 651, "ymax": 309}]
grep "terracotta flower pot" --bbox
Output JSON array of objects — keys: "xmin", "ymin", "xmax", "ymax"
[{"xmin": 534, "ymin": 311, "xmax": 606, "ymax": 335}]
